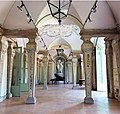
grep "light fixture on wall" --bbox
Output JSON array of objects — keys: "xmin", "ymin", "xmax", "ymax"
[
  {"xmin": 47, "ymin": 0, "xmax": 72, "ymax": 25},
  {"xmin": 56, "ymin": 45, "xmax": 64, "ymax": 56}
]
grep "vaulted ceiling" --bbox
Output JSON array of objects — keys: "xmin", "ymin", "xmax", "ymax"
[{"xmin": 0, "ymin": 0, "xmax": 119, "ymax": 59}]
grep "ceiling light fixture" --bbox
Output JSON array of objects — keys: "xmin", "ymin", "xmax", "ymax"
[{"xmin": 47, "ymin": 0, "xmax": 72, "ymax": 25}]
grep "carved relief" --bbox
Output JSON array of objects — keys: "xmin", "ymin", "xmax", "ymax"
[
  {"xmin": 112, "ymin": 37, "xmax": 120, "ymax": 99},
  {"xmin": 26, "ymin": 39, "xmax": 36, "ymax": 98},
  {"xmin": 105, "ymin": 39, "xmax": 114, "ymax": 98},
  {"xmin": 7, "ymin": 41, "xmax": 15, "ymax": 98},
  {"xmin": 40, "ymin": 25, "xmax": 80, "ymax": 38},
  {"xmin": 81, "ymin": 35, "xmax": 94, "ymax": 102},
  {"xmin": 0, "ymin": 42, "xmax": 7, "ymax": 83}
]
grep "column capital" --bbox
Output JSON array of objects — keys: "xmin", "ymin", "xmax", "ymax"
[
  {"xmin": 81, "ymin": 40, "xmax": 94, "ymax": 53},
  {"xmin": 104, "ymin": 34, "xmax": 118, "ymax": 41},
  {"xmin": 81, "ymin": 35, "xmax": 92, "ymax": 42},
  {"xmin": 38, "ymin": 50, "xmax": 48, "ymax": 59},
  {"xmin": 72, "ymin": 50, "xmax": 80, "ymax": 58},
  {"xmin": 8, "ymin": 40, "xmax": 12, "ymax": 47},
  {"xmin": 26, "ymin": 38, "xmax": 36, "ymax": 51},
  {"xmin": 0, "ymin": 26, "xmax": 4, "ymax": 36}
]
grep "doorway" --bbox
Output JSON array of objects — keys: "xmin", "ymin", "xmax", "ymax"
[{"xmin": 91, "ymin": 37, "xmax": 107, "ymax": 92}]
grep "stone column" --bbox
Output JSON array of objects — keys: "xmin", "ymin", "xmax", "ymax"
[
  {"xmin": 105, "ymin": 39, "xmax": 114, "ymax": 98},
  {"xmin": 0, "ymin": 36, "xmax": 8, "ymax": 100},
  {"xmin": 37, "ymin": 58, "xmax": 39, "ymax": 84},
  {"xmin": 23, "ymin": 48, "xmax": 26, "ymax": 83},
  {"xmin": 38, "ymin": 60, "xmax": 42, "ymax": 84},
  {"xmin": 114, "ymin": 36, "xmax": 120, "ymax": 101},
  {"xmin": 6, "ymin": 41, "xmax": 15, "ymax": 99},
  {"xmin": 78, "ymin": 56, "xmax": 82, "ymax": 80},
  {"xmin": 92, "ymin": 46, "xmax": 97, "ymax": 91},
  {"xmin": 72, "ymin": 52, "xmax": 78, "ymax": 89},
  {"xmin": 48, "ymin": 60, "xmax": 53, "ymax": 83},
  {"xmin": 66, "ymin": 62, "xmax": 69, "ymax": 83},
  {"xmin": 26, "ymin": 38, "xmax": 36, "ymax": 104},
  {"xmin": 67, "ymin": 61, "xmax": 72, "ymax": 83},
  {"xmin": 81, "ymin": 35, "xmax": 94, "ymax": 104},
  {"xmin": 43, "ymin": 51, "xmax": 48, "ymax": 90}
]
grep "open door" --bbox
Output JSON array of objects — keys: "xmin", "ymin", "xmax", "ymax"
[{"xmin": 11, "ymin": 47, "xmax": 22, "ymax": 97}]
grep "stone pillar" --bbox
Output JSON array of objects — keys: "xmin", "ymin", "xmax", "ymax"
[
  {"xmin": 38, "ymin": 60, "xmax": 42, "ymax": 84},
  {"xmin": 43, "ymin": 51, "xmax": 48, "ymax": 90},
  {"xmin": 6, "ymin": 41, "xmax": 15, "ymax": 99},
  {"xmin": 92, "ymin": 46, "xmax": 97, "ymax": 91},
  {"xmin": 78, "ymin": 56, "xmax": 82, "ymax": 80},
  {"xmin": 66, "ymin": 62, "xmax": 69, "ymax": 83},
  {"xmin": 37, "ymin": 58, "xmax": 39, "ymax": 84},
  {"xmin": 114, "ymin": 37, "xmax": 120, "ymax": 101},
  {"xmin": 23, "ymin": 48, "xmax": 27, "ymax": 83},
  {"xmin": 26, "ymin": 38, "xmax": 36, "ymax": 104},
  {"xmin": 0, "ymin": 36, "xmax": 8, "ymax": 101},
  {"xmin": 48, "ymin": 60, "xmax": 53, "ymax": 83},
  {"xmin": 72, "ymin": 52, "xmax": 78, "ymax": 89},
  {"xmin": 81, "ymin": 35, "xmax": 94, "ymax": 104},
  {"xmin": 67, "ymin": 61, "xmax": 72, "ymax": 83},
  {"xmin": 105, "ymin": 39, "xmax": 114, "ymax": 98}
]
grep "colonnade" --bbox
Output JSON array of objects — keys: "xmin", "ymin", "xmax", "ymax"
[{"xmin": 1, "ymin": 27, "xmax": 120, "ymax": 104}]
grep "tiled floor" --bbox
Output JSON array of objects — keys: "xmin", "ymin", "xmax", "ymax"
[{"xmin": 0, "ymin": 84, "xmax": 120, "ymax": 114}]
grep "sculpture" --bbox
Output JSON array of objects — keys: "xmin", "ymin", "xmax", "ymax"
[{"xmin": 56, "ymin": 60, "xmax": 63, "ymax": 74}]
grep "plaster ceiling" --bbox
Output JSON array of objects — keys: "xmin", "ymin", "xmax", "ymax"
[{"xmin": 0, "ymin": 0, "xmax": 119, "ymax": 58}]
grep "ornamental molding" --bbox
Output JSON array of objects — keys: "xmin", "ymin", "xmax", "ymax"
[{"xmin": 39, "ymin": 24, "xmax": 80, "ymax": 38}]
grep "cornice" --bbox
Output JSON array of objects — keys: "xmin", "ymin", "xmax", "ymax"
[
  {"xmin": 80, "ymin": 28, "xmax": 118, "ymax": 37},
  {"xmin": 3, "ymin": 28, "xmax": 38, "ymax": 38}
]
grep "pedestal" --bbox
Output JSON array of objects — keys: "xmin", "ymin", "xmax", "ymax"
[
  {"xmin": 84, "ymin": 97, "xmax": 94, "ymax": 104},
  {"xmin": 6, "ymin": 93, "xmax": 12, "ymax": 99},
  {"xmin": 26, "ymin": 97, "xmax": 36, "ymax": 104}
]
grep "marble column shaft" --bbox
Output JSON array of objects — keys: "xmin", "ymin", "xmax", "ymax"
[
  {"xmin": 72, "ymin": 55, "xmax": 78, "ymax": 88},
  {"xmin": 38, "ymin": 61, "xmax": 42, "ymax": 84},
  {"xmin": 78, "ymin": 57, "xmax": 82, "ymax": 80},
  {"xmin": 92, "ymin": 46, "xmax": 97, "ymax": 91},
  {"xmin": 67, "ymin": 61, "xmax": 72, "ymax": 83},
  {"xmin": 37, "ymin": 59, "xmax": 39, "ymax": 84},
  {"xmin": 43, "ymin": 54, "xmax": 48, "ymax": 90},
  {"xmin": 112, "ymin": 37, "xmax": 120, "ymax": 100},
  {"xmin": 26, "ymin": 38, "xmax": 36, "ymax": 104},
  {"xmin": 7, "ymin": 41, "xmax": 15, "ymax": 99},
  {"xmin": 81, "ymin": 35, "xmax": 94, "ymax": 104},
  {"xmin": 48, "ymin": 60, "xmax": 52, "ymax": 83},
  {"xmin": 0, "ymin": 37, "xmax": 8, "ymax": 98},
  {"xmin": 23, "ymin": 50, "xmax": 26, "ymax": 83},
  {"xmin": 105, "ymin": 40, "xmax": 114, "ymax": 98}
]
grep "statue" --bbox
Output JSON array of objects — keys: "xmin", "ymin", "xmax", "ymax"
[{"xmin": 56, "ymin": 60, "xmax": 63, "ymax": 75}]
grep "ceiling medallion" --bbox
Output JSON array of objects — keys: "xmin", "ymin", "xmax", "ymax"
[{"xmin": 39, "ymin": 24, "xmax": 80, "ymax": 38}]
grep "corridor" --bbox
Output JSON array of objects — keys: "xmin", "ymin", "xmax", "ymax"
[{"xmin": 0, "ymin": 84, "xmax": 120, "ymax": 114}]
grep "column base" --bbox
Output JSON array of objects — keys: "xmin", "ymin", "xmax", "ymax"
[
  {"xmin": 72, "ymin": 85, "xmax": 77, "ymax": 89},
  {"xmin": 67, "ymin": 81, "xmax": 71, "ymax": 84},
  {"xmin": 84, "ymin": 97, "xmax": 94, "ymax": 104},
  {"xmin": 109, "ymin": 92, "xmax": 114, "ymax": 98},
  {"xmin": 26, "ymin": 97, "xmax": 36, "ymax": 104},
  {"xmin": 43, "ymin": 85, "xmax": 48, "ymax": 90},
  {"xmin": 6, "ymin": 93, "xmax": 12, "ymax": 99}
]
